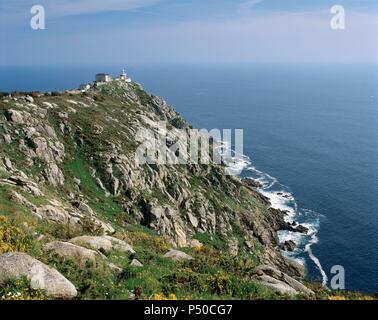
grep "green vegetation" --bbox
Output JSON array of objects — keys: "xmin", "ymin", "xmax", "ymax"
[
  {"xmin": 0, "ymin": 277, "xmax": 47, "ymax": 300},
  {"xmin": 0, "ymin": 81, "xmax": 375, "ymax": 301},
  {"xmin": 65, "ymin": 153, "xmax": 125, "ymax": 224},
  {"xmin": 0, "ymin": 215, "xmax": 34, "ymax": 254}
]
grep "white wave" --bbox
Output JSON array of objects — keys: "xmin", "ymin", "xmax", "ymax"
[
  {"xmin": 278, "ymin": 230, "xmax": 305, "ymax": 246},
  {"xmin": 259, "ymin": 190, "xmax": 297, "ymax": 221},
  {"xmin": 215, "ymin": 138, "xmax": 327, "ymax": 286},
  {"xmin": 305, "ymin": 232, "xmax": 328, "ymax": 287},
  {"xmin": 228, "ymin": 146, "xmax": 327, "ymax": 287},
  {"xmin": 217, "ymin": 141, "xmax": 252, "ymax": 175},
  {"xmin": 247, "ymin": 166, "xmax": 278, "ymax": 189}
]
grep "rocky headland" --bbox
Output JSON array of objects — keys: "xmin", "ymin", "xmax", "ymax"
[{"xmin": 0, "ymin": 80, "xmax": 369, "ymax": 300}]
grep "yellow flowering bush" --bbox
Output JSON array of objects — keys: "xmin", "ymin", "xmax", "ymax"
[
  {"xmin": 152, "ymin": 293, "xmax": 177, "ymax": 300},
  {"xmin": 0, "ymin": 215, "xmax": 32, "ymax": 254},
  {"xmin": 129, "ymin": 231, "xmax": 170, "ymax": 253},
  {"xmin": 329, "ymin": 296, "xmax": 347, "ymax": 300},
  {"xmin": 194, "ymin": 245, "xmax": 204, "ymax": 253},
  {"xmin": 0, "ymin": 277, "xmax": 46, "ymax": 300},
  {"xmin": 206, "ymin": 271, "xmax": 232, "ymax": 295}
]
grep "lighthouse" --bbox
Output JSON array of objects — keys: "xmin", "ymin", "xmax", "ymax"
[{"xmin": 119, "ymin": 68, "xmax": 131, "ymax": 82}]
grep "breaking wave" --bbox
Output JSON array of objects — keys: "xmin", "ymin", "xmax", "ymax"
[{"xmin": 220, "ymin": 144, "xmax": 327, "ymax": 286}]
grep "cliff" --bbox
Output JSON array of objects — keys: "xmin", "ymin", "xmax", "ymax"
[{"xmin": 0, "ymin": 80, "xmax": 357, "ymax": 300}]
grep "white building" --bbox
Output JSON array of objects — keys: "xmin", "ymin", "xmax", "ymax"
[
  {"xmin": 119, "ymin": 68, "xmax": 131, "ymax": 83},
  {"xmin": 79, "ymin": 84, "xmax": 91, "ymax": 91},
  {"xmin": 96, "ymin": 73, "xmax": 112, "ymax": 83}
]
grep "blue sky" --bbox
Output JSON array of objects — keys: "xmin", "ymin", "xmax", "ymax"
[{"xmin": 0, "ymin": 0, "xmax": 377, "ymax": 65}]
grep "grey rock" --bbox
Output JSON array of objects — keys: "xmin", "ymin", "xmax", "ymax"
[
  {"xmin": 43, "ymin": 241, "xmax": 101, "ymax": 266},
  {"xmin": 4, "ymin": 109, "xmax": 26, "ymax": 124},
  {"xmin": 0, "ymin": 253, "xmax": 77, "ymax": 299},
  {"xmin": 43, "ymin": 163, "xmax": 65, "ymax": 186},
  {"xmin": 252, "ymin": 265, "xmax": 314, "ymax": 296},
  {"xmin": 70, "ymin": 235, "xmax": 134, "ymax": 254},
  {"xmin": 25, "ymin": 96, "xmax": 34, "ymax": 103},
  {"xmin": 130, "ymin": 259, "xmax": 143, "ymax": 267},
  {"xmin": 70, "ymin": 236, "xmax": 113, "ymax": 254},
  {"xmin": 108, "ymin": 263, "xmax": 123, "ymax": 273},
  {"xmin": 295, "ymin": 225, "xmax": 309, "ymax": 234},
  {"xmin": 163, "ymin": 249, "xmax": 193, "ymax": 261},
  {"xmin": 103, "ymin": 236, "xmax": 135, "ymax": 254},
  {"xmin": 242, "ymin": 178, "xmax": 263, "ymax": 189},
  {"xmin": 279, "ymin": 240, "xmax": 297, "ymax": 252},
  {"xmin": 73, "ymin": 201, "xmax": 94, "ymax": 216}
]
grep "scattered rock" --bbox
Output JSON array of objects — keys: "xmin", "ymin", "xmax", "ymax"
[
  {"xmin": 70, "ymin": 236, "xmax": 112, "ymax": 254},
  {"xmin": 252, "ymin": 265, "xmax": 314, "ymax": 296},
  {"xmin": 25, "ymin": 96, "xmax": 34, "ymax": 103},
  {"xmin": 103, "ymin": 236, "xmax": 135, "ymax": 254},
  {"xmin": 43, "ymin": 163, "xmax": 65, "ymax": 186},
  {"xmin": 70, "ymin": 235, "xmax": 134, "ymax": 255},
  {"xmin": 0, "ymin": 253, "xmax": 77, "ymax": 299},
  {"xmin": 242, "ymin": 178, "xmax": 263, "ymax": 189},
  {"xmin": 8, "ymin": 190, "xmax": 40, "ymax": 216},
  {"xmin": 143, "ymin": 203, "xmax": 188, "ymax": 247},
  {"xmin": 295, "ymin": 225, "xmax": 309, "ymax": 234},
  {"xmin": 93, "ymin": 125, "xmax": 103, "ymax": 135},
  {"xmin": 3, "ymin": 157, "xmax": 13, "ymax": 170},
  {"xmin": 279, "ymin": 240, "xmax": 297, "ymax": 252},
  {"xmin": 187, "ymin": 211, "xmax": 199, "ymax": 228},
  {"xmin": 227, "ymin": 237, "xmax": 239, "ymax": 257},
  {"xmin": 108, "ymin": 263, "xmax": 123, "ymax": 273},
  {"xmin": 43, "ymin": 241, "xmax": 101, "ymax": 266},
  {"xmin": 163, "ymin": 249, "xmax": 193, "ymax": 261},
  {"xmin": 2, "ymin": 134, "xmax": 11, "ymax": 144},
  {"xmin": 4, "ymin": 109, "xmax": 26, "ymax": 124},
  {"xmin": 130, "ymin": 259, "xmax": 143, "ymax": 267},
  {"xmin": 72, "ymin": 201, "xmax": 94, "ymax": 216},
  {"xmin": 39, "ymin": 204, "xmax": 71, "ymax": 225}
]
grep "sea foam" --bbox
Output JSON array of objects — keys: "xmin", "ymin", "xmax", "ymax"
[{"xmin": 220, "ymin": 145, "xmax": 328, "ymax": 287}]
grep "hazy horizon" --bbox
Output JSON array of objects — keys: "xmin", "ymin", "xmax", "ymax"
[{"xmin": 1, "ymin": 0, "xmax": 377, "ymax": 66}]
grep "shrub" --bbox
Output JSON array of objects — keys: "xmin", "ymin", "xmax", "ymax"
[
  {"xmin": 93, "ymin": 95, "xmax": 105, "ymax": 102},
  {"xmin": 0, "ymin": 216, "xmax": 33, "ymax": 254},
  {"xmin": 47, "ymin": 255, "xmax": 128, "ymax": 300},
  {"xmin": 152, "ymin": 293, "xmax": 177, "ymax": 300},
  {"xmin": 81, "ymin": 216, "xmax": 105, "ymax": 236},
  {"xmin": 183, "ymin": 246, "xmax": 257, "ymax": 278},
  {"xmin": 47, "ymin": 222, "xmax": 83, "ymax": 241},
  {"xmin": 128, "ymin": 231, "xmax": 170, "ymax": 254},
  {"xmin": 162, "ymin": 268, "xmax": 208, "ymax": 294},
  {"xmin": 206, "ymin": 271, "xmax": 232, "ymax": 295},
  {"xmin": 0, "ymin": 277, "xmax": 46, "ymax": 300}
]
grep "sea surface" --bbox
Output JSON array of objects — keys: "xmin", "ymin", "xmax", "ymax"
[{"xmin": 1, "ymin": 64, "xmax": 377, "ymax": 293}]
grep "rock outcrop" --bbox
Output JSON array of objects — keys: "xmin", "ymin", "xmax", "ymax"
[
  {"xmin": 0, "ymin": 253, "xmax": 77, "ymax": 299},
  {"xmin": 69, "ymin": 236, "xmax": 134, "ymax": 255},
  {"xmin": 0, "ymin": 80, "xmax": 315, "ymax": 298},
  {"xmin": 43, "ymin": 241, "xmax": 101, "ymax": 266},
  {"xmin": 163, "ymin": 249, "xmax": 194, "ymax": 261},
  {"xmin": 251, "ymin": 265, "xmax": 314, "ymax": 296}
]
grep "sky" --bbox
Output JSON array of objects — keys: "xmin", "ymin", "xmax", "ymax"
[{"xmin": 0, "ymin": 0, "xmax": 377, "ymax": 65}]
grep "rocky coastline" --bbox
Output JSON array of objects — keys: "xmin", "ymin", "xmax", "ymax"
[{"xmin": 0, "ymin": 81, "xmax": 333, "ymax": 299}]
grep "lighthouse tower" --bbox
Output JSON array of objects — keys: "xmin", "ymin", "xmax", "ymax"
[{"xmin": 119, "ymin": 68, "xmax": 131, "ymax": 82}]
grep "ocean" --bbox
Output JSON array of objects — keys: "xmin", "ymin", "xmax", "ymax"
[{"xmin": 1, "ymin": 64, "xmax": 377, "ymax": 293}]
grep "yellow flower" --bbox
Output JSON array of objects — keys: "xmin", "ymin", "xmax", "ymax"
[
  {"xmin": 329, "ymin": 296, "xmax": 347, "ymax": 300},
  {"xmin": 152, "ymin": 293, "xmax": 178, "ymax": 300},
  {"xmin": 0, "ymin": 215, "xmax": 32, "ymax": 254}
]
